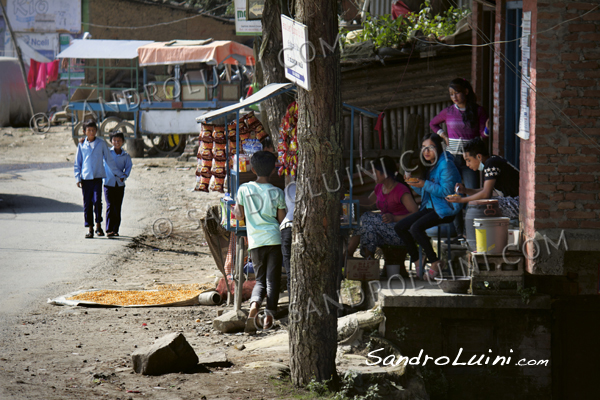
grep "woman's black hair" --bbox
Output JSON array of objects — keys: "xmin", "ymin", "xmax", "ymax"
[
  {"xmin": 372, "ymin": 156, "xmax": 411, "ymax": 192},
  {"xmin": 449, "ymin": 78, "xmax": 479, "ymax": 129},
  {"xmin": 463, "ymin": 137, "xmax": 489, "ymax": 157},
  {"xmin": 422, "ymin": 132, "xmax": 445, "ymax": 165}
]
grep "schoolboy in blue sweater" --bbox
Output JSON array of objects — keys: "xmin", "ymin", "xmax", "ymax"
[
  {"xmin": 103, "ymin": 131, "xmax": 132, "ymax": 237},
  {"xmin": 74, "ymin": 120, "xmax": 124, "ymax": 238}
]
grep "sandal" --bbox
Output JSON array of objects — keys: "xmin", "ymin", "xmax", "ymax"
[
  {"xmin": 85, "ymin": 231, "xmax": 93, "ymax": 239},
  {"xmin": 107, "ymin": 232, "xmax": 116, "ymax": 237},
  {"xmin": 263, "ymin": 314, "xmax": 274, "ymax": 330},
  {"xmin": 95, "ymin": 228, "xmax": 105, "ymax": 237}
]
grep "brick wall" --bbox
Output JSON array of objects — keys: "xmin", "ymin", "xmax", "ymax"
[
  {"xmin": 524, "ymin": 0, "xmax": 600, "ymax": 271},
  {"xmin": 89, "ymin": 0, "xmax": 238, "ymax": 43}
]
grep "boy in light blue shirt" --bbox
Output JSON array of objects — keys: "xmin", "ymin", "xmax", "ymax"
[
  {"xmin": 103, "ymin": 130, "xmax": 132, "ymax": 237},
  {"xmin": 234, "ymin": 151, "xmax": 286, "ymax": 331},
  {"xmin": 74, "ymin": 120, "xmax": 124, "ymax": 238}
]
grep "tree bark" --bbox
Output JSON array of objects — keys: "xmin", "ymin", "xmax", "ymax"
[
  {"xmin": 289, "ymin": 0, "xmax": 342, "ymax": 388},
  {"xmin": 258, "ymin": 0, "xmax": 289, "ymax": 141}
]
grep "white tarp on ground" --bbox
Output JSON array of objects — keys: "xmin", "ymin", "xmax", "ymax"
[
  {"xmin": 0, "ymin": 57, "xmax": 47, "ymax": 127},
  {"xmin": 48, "ymin": 289, "xmax": 204, "ymax": 308}
]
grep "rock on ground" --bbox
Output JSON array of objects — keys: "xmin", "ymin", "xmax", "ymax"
[{"xmin": 132, "ymin": 332, "xmax": 199, "ymax": 375}]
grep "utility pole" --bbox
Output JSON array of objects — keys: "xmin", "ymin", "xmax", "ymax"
[{"xmin": 1, "ymin": 1, "xmax": 36, "ymax": 120}]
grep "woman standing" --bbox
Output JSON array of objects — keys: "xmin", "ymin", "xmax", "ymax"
[
  {"xmin": 348, "ymin": 157, "xmax": 418, "ymax": 260},
  {"xmin": 430, "ymin": 78, "xmax": 488, "ymax": 238},
  {"xmin": 394, "ymin": 134, "xmax": 462, "ymax": 279}
]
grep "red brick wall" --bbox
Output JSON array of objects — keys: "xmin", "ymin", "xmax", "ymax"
[
  {"xmin": 89, "ymin": 0, "xmax": 238, "ymax": 42},
  {"xmin": 530, "ymin": 0, "xmax": 600, "ymax": 237}
]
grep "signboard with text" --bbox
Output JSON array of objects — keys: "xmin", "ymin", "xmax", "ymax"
[
  {"xmin": 235, "ymin": 0, "xmax": 261, "ymax": 36},
  {"xmin": 6, "ymin": 0, "xmax": 81, "ymax": 33},
  {"xmin": 517, "ymin": 11, "xmax": 531, "ymax": 140},
  {"xmin": 281, "ymin": 15, "xmax": 311, "ymax": 91}
]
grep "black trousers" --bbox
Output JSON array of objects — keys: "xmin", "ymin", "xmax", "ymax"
[
  {"xmin": 81, "ymin": 178, "xmax": 103, "ymax": 227},
  {"xmin": 249, "ymin": 245, "xmax": 283, "ymax": 314},
  {"xmin": 394, "ymin": 208, "xmax": 454, "ymax": 263},
  {"xmin": 281, "ymin": 227, "xmax": 292, "ymax": 293},
  {"xmin": 104, "ymin": 185, "xmax": 125, "ymax": 234}
]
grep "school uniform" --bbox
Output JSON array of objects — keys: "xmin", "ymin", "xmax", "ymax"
[
  {"xmin": 103, "ymin": 148, "xmax": 132, "ymax": 234},
  {"xmin": 74, "ymin": 138, "xmax": 123, "ymax": 228}
]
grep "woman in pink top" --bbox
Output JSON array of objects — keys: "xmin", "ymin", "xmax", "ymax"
[
  {"xmin": 348, "ymin": 157, "xmax": 418, "ymax": 261},
  {"xmin": 430, "ymin": 78, "xmax": 488, "ymax": 237}
]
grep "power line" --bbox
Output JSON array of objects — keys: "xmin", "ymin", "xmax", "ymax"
[{"xmin": 87, "ymin": 1, "xmax": 233, "ymax": 30}]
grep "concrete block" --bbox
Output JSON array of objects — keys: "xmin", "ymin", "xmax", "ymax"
[
  {"xmin": 132, "ymin": 333, "xmax": 199, "ymax": 375},
  {"xmin": 212, "ymin": 310, "xmax": 247, "ymax": 333},
  {"xmin": 470, "ymin": 252, "xmax": 525, "ymax": 277}
]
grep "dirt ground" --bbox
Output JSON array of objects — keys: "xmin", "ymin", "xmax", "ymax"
[{"xmin": 0, "ymin": 125, "xmax": 308, "ymax": 400}]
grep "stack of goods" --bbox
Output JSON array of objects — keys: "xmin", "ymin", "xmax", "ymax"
[
  {"xmin": 195, "ymin": 124, "xmax": 226, "ymax": 193},
  {"xmin": 277, "ymin": 102, "xmax": 299, "ymax": 177},
  {"xmin": 195, "ymin": 112, "xmax": 268, "ymax": 193}
]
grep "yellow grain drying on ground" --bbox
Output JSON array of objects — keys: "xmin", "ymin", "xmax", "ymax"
[{"xmin": 67, "ymin": 289, "xmax": 203, "ymax": 306}]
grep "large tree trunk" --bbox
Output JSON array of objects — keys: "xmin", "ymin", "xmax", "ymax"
[
  {"xmin": 258, "ymin": 0, "xmax": 289, "ymax": 140},
  {"xmin": 289, "ymin": 0, "xmax": 343, "ymax": 388}
]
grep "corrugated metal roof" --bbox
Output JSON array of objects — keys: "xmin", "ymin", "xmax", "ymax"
[
  {"xmin": 197, "ymin": 83, "xmax": 295, "ymax": 123},
  {"xmin": 57, "ymin": 40, "xmax": 154, "ymax": 60}
]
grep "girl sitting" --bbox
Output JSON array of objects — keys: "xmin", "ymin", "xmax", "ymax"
[
  {"xmin": 394, "ymin": 133, "xmax": 462, "ymax": 279},
  {"xmin": 348, "ymin": 156, "xmax": 418, "ymax": 261}
]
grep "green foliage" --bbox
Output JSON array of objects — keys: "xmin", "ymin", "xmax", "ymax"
[
  {"xmin": 517, "ymin": 286, "xmax": 537, "ymax": 305},
  {"xmin": 340, "ymin": 0, "xmax": 471, "ymax": 51}
]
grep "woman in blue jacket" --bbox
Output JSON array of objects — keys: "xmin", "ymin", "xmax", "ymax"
[{"xmin": 394, "ymin": 133, "xmax": 462, "ymax": 279}]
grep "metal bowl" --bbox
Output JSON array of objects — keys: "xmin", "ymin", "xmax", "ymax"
[{"xmin": 434, "ymin": 277, "xmax": 471, "ymax": 294}]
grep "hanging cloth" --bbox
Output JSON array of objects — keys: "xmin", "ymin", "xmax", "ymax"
[
  {"xmin": 28, "ymin": 59, "xmax": 40, "ymax": 89},
  {"xmin": 46, "ymin": 60, "xmax": 59, "ymax": 84}
]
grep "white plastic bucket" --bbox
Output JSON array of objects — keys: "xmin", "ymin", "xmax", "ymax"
[{"xmin": 474, "ymin": 217, "xmax": 510, "ymax": 254}]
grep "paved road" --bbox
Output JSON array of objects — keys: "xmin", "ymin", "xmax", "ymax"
[{"xmin": 0, "ymin": 163, "xmax": 148, "ymax": 317}]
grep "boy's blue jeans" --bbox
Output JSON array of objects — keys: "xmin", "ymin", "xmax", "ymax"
[
  {"xmin": 249, "ymin": 245, "xmax": 283, "ymax": 315},
  {"xmin": 81, "ymin": 178, "xmax": 103, "ymax": 228}
]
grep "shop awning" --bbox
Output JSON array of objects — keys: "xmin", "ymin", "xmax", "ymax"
[
  {"xmin": 57, "ymin": 40, "xmax": 154, "ymax": 60},
  {"xmin": 137, "ymin": 40, "xmax": 255, "ymax": 67},
  {"xmin": 197, "ymin": 83, "xmax": 295, "ymax": 123}
]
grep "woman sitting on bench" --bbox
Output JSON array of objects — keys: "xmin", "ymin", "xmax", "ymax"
[
  {"xmin": 347, "ymin": 156, "xmax": 418, "ymax": 259},
  {"xmin": 394, "ymin": 133, "xmax": 462, "ymax": 279}
]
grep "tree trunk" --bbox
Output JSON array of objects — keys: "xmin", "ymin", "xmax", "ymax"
[
  {"xmin": 258, "ymin": 0, "xmax": 289, "ymax": 141},
  {"xmin": 289, "ymin": 0, "xmax": 342, "ymax": 388}
]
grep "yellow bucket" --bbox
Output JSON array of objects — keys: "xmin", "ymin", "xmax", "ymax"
[{"xmin": 474, "ymin": 217, "xmax": 510, "ymax": 254}]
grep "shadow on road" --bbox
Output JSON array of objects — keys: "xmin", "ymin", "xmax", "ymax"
[{"xmin": 0, "ymin": 194, "xmax": 81, "ymax": 214}]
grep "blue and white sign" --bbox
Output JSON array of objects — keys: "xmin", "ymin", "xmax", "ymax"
[
  {"xmin": 6, "ymin": 0, "xmax": 81, "ymax": 33},
  {"xmin": 281, "ymin": 14, "xmax": 311, "ymax": 91}
]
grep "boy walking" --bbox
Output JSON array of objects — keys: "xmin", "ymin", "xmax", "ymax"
[
  {"xmin": 74, "ymin": 120, "xmax": 124, "ymax": 238},
  {"xmin": 233, "ymin": 151, "xmax": 286, "ymax": 331},
  {"xmin": 103, "ymin": 131, "xmax": 132, "ymax": 237}
]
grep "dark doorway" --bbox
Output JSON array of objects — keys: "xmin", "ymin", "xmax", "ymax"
[{"xmin": 504, "ymin": 2, "xmax": 523, "ymax": 168}]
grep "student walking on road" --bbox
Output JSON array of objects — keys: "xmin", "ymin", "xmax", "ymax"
[
  {"xmin": 74, "ymin": 120, "xmax": 125, "ymax": 239},
  {"xmin": 103, "ymin": 131, "xmax": 132, "ymax": 237}
]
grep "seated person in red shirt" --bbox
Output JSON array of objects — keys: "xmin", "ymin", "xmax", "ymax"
[
  {"xmin": 348, "ymin": 156, "xmax": 418, "ymax": 259},
  {"xmin": 446, "ymin": 138, "xmax": 520, "ymax": 220}
]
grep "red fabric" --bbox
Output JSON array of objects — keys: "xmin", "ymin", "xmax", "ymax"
[
  {"xmin": 374, "ymin": 112, "xmax": 385, "ymax": 149},
  {"xmin": 35, "ymin": 62, "xmax": 48, "ymax": 91},
  {"xmin": 46, "ymin": 60, "xmax": 59, "ymax": 83},
  {"xmin": 216, "ymin": 277, "xmax": 256, "ymax": 302},
  {"xmin": 246, "ymin": 85, "xmax": 254, "ymax": 97},
  {"xmin": 392, "ymin": 1, "xmax": 411, "ymax": 20},
  {"xmin": 28, "ymin": 60, "xmax": 40, "ymax": 89},
  {"xmin": 374, "ymin": 183, "xmax": 411, "ymax": 215}
]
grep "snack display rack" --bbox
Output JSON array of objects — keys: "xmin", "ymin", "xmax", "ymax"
[{"xmin": 196, "ymin": 83, "xmax": 378, "ymax": 311}]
